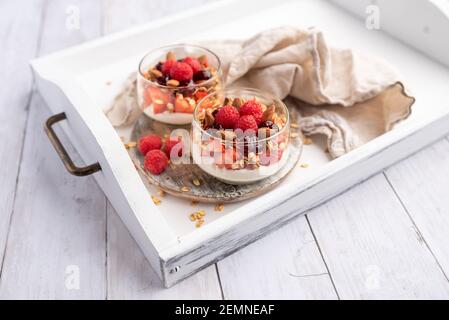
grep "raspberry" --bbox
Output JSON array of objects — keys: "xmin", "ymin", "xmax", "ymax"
[
  {"xmin": 239, "ymin": 100, "xmax": 264, "ymax": 125},
  {"xmin": 169, "ymin": 62, "xmax": 193, "ymax": 82},
  {"xmin": 183, "ymin": 57, "xmax": 203, "ymax": 74},
  {"xmin": 144, "ymin": 150, "xmax": 168, "ymax": 175},
  {"xmin": 214, "ymin": 105, "xmax": 240, "ymax": 129},
  {"xmin": 234, "ymin": 115, "xmax": 258, "ymax": 133},
  {"xmin": 138, "ymin": 134, "xmax": 162, "ymax": 156},
  {"xmin": 161, "ymin": 59, "xmax": 176, "ymax": 75},
  {"xmin": 164, "ymin": 138, "xmax": 183, "ymax": 158}
]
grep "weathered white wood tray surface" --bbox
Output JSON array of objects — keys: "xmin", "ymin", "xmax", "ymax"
[{"xmin": 3, "ymin": 0, "xmax": 449, "ymax": 298}]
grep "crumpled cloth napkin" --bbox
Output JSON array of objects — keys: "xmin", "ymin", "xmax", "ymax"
[{"xmin": 106, "ymin": 27, "xmax": 415, "ymax": 158}]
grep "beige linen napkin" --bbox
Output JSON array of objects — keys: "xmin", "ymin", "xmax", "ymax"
[{"xmin": 106, "ymin": 27, "xmax": 415, "ymax": 158}]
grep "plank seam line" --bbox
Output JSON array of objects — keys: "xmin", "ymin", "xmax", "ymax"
[
  {"xmin": 305, "ymin": 215, "xmax": 341, "ymax": 300},
  {"xmin": 0, "ymin": 0, "xmax": 48, "ymax": 283},
  {"xmin": 383, "ymin": 172, "xmax": 449, "ymax": 284},
  {"xmin": 214, "ymin": 264, "xmax": 225, "ymax": 300}
]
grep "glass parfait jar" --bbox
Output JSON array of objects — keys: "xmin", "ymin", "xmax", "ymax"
[
  {"xmin": 137, "ymin": 44, "xmax": 223, "ymax": 125},
  {"xmin": 192, "ymin": 88, "xmax": 290, "ymax": 185}
]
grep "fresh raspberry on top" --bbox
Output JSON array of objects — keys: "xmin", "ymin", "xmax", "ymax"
[
  {"xmin": 214, "ymin": 105, "xmax": 240, "ymax": 129},
  {"xmin": 144, "ymin": 149, "xmax": 168, "ymax": 175},
  {"xmin": 234, "ymin": 115, "xmax": 258, "ymax": 133},
  {"xmin": 164, "ymin": 138, "xmax": 183, "ymax": 158},
  {"xmin": 138, "ymin": 134, "xmax": 162, "ymax": 155},
  {"xmin": 239, "ymin": 100, "xmax": 264, "ymax": 125},
  {"xmin": 169, "ymin": 62, "xmax": 193, "ymax": 82},
  {"xmin": 161, "ymin": 59, "xmax": 176, "ymax": 75},
  {"xmin": 183, "ymin": 57, "xmax": 203, "ymax": 74}
]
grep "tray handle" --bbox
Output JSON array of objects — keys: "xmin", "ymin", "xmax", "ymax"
[{"xmin": 44, "ymin": 112, "xmax": 101, "ymax": 177}]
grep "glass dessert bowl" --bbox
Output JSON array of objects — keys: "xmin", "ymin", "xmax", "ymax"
[
  {"xmin": 137, "ymin": 44, "xmax": 223, "ymax": 125},
  {"xmin": 192, "ymin": 88, "xmax": 290, "ymax": 185}
]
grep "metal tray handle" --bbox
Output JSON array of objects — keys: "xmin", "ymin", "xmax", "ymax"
[{"xmin": 44, "ymin": 112, "xmax": 101, "ymax": 177}]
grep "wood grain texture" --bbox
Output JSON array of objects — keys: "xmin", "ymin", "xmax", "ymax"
[
  {"xmin": 216, "ymin": 215, "xmax": 338, "ymax": 299},
  {"xmin": 0, "ymin": 0, "xmax": 107, "ymax": 299},
  {"xmin": 106, "ymin": 203, "xmax": 222, "ymax": 299},
  {"xmin": 103, "ymin": 0, "xmax": 224, "ymax": 298},
  {"xmin": 0, "ymin": 0, "xmax": 46, "ymax": 276},
  {"xmin": 385, "ymin": 139, "xmax": 449, "ymax": 281},
  {"xmin": 307, "ymin": 173, "xmax": 449, "ymax": 299}
]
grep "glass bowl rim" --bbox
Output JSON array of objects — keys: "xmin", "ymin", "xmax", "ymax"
[
  {"xmin": 193, "ymin": 87, "xmax": 290, "ymax": 145},
  {"xmin": 137, "ymin": 43, "xmax": 222, "ymax": 90}
]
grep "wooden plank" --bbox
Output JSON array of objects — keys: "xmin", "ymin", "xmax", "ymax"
[
  {"xmin": 0, "ymin": 0, "xmax": 106, "ymax": 299},
  {"xmin": 0, "ymin": 0, "xmax": 45, "ymax": 273},
  {"xmin": 306, "ymin": 173, "xmax": 449, "ymax": 299},
  {"xmin": 107, "ymin": 203, "xmax": 222, "ymax": 299},
  {"xmin": 103, "ymin": 0, "xmax": 224, "ymax": 297},
  {"xmin": 384, "ymin": 139, "xmax": 449, "ymax": 281},
  {"xmin": 217, "ymin": 216, "xmax": 338, "ymax": 299}
]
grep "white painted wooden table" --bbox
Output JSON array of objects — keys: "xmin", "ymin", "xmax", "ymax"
[{"xmin": 1, "ymin": 0, "xmax": 449, "ymax": 300}]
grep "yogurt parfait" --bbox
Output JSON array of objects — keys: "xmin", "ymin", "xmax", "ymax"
[
  {"xmin": 192, "ymin": 88, "xmax": 290, "ymax": 184},
  {"xmin": 137, "ymin": 44, "xmax": 223, "ymax": 125}
]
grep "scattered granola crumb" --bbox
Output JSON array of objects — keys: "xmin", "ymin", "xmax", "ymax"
[
  {"xmin": 189, "ymin": 213, "xmax": 196, "ymax": 221},
  {"xmin": 105, "ymin": 80, "xmax": 112, "ymax": 86},
  {"xmin": 291, "ymin": 123, "xmax": 299, "ymax": 129},
  {"xmin": 151, "ymin": 195, "xmax": 161, "ymax": 205},
  {"xmin": 191, "ymin": 200, "xmax": 199, "ymax": 206},
  {"xmin": 181, "ymin": 186, "xmax": 190, "ymax": 192},
  {"xmin": 214, "ymin": 203, "xmax": 224, "ymax": 212},
  {"xmin": 195, "ymin": 220, "xmax": 204, "ymax": 228},
  {"xmin": 124, "ymin": 141, "xmax": 137, "ymax": 149},
  {"xmin": 300, "ymin": 163, "xmax": 310, "ymax": 168},
  {"xmin": 192, "ymin": 178, "xmax": 201, "ymax": 186},
  {"xmin": 303, "ymin": 137, "xmax": 313, "ymax": 145},
  {"xmin": 157, "ymin": 189, "xmax": 166, "ymax": 197},
  {"xmin": 290, "ymin": 132, "xmax": 299, "ymax": 138}
]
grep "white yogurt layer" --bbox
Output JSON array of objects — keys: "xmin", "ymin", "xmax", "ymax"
[
  {"xmin": 143, "ymin": 107, "xmax": 193, "ymax": 125},
  {"xmin": 192, "ymin": 144, "xmax": 290, "ymax": 185}
]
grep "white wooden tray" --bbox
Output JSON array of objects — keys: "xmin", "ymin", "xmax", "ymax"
[{"xmin": 31, "ymin": 0, "xmax": 449, "ymax": 287}]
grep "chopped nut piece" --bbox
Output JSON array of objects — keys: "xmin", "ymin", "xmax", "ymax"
[
  {"xmin": 224, "ymin": 97, "xmax": 232, "ymax": 105},
  {"xmin": 193, "ymin": 179, "xmax": 201, "ymax": 186},
  {"xmin": 198, "ymin": 55, "xmax": 208, "ymax": 67},
  {"xmin": 157, "ymin": 189, "xmax": 166, "ymax": 197},
  {"xmin": 214, "ymin": 203, "xmax": 224, "ymax": 212},
  {"xmin": 231, "ymin": 97, "xmax": 244, "ymax": 109},
  {"xmin": 205, "ymin": 110, "xmax": 215, "ymax": 127},
  {"xmin": 124, "ymin": 141, "xmax": 137, "ymax": 149},
  {"xmin": 262, "ymin": 104, "xmax": 276, "ymax": 122},
  {"xmin": 189, "ymin": 213, "xmax": 196, "ymax": 221},
  {"xmin": 150, "ymin": 68, "xmax": 163, "ymax": 78},
  {"xmin": 151, "ymin": 195, "xmax": 161, "ymax": 205},
  {"xmin": 166, "ymin": 51, "xmax": 176, "ymax": 61},
  {"xmin": 303, "ymin": 137, "xmax": 313, "ymax": 145},
  {"xmin": 291, "ymin": 123, "xmax": 299, "ymax": 129},
  {"xmin": 191, "ymin": 200, "xmax": 199, "ymax": 206},
  {"xmin": 166, "ymin": 79, "xmax": 180, "ymax": 87},
  {"xmin": 181, "ymin": 186, "xmax": 190, "ymax": 192}
]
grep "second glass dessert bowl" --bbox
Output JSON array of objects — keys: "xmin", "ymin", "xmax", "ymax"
[
  {"xmin": 137, "ymin": 44, "xmax": 223, "ymax": 125},
  {"xmin": 192, "ymin": 88, "xmax": 290, "ymax": 185}
]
